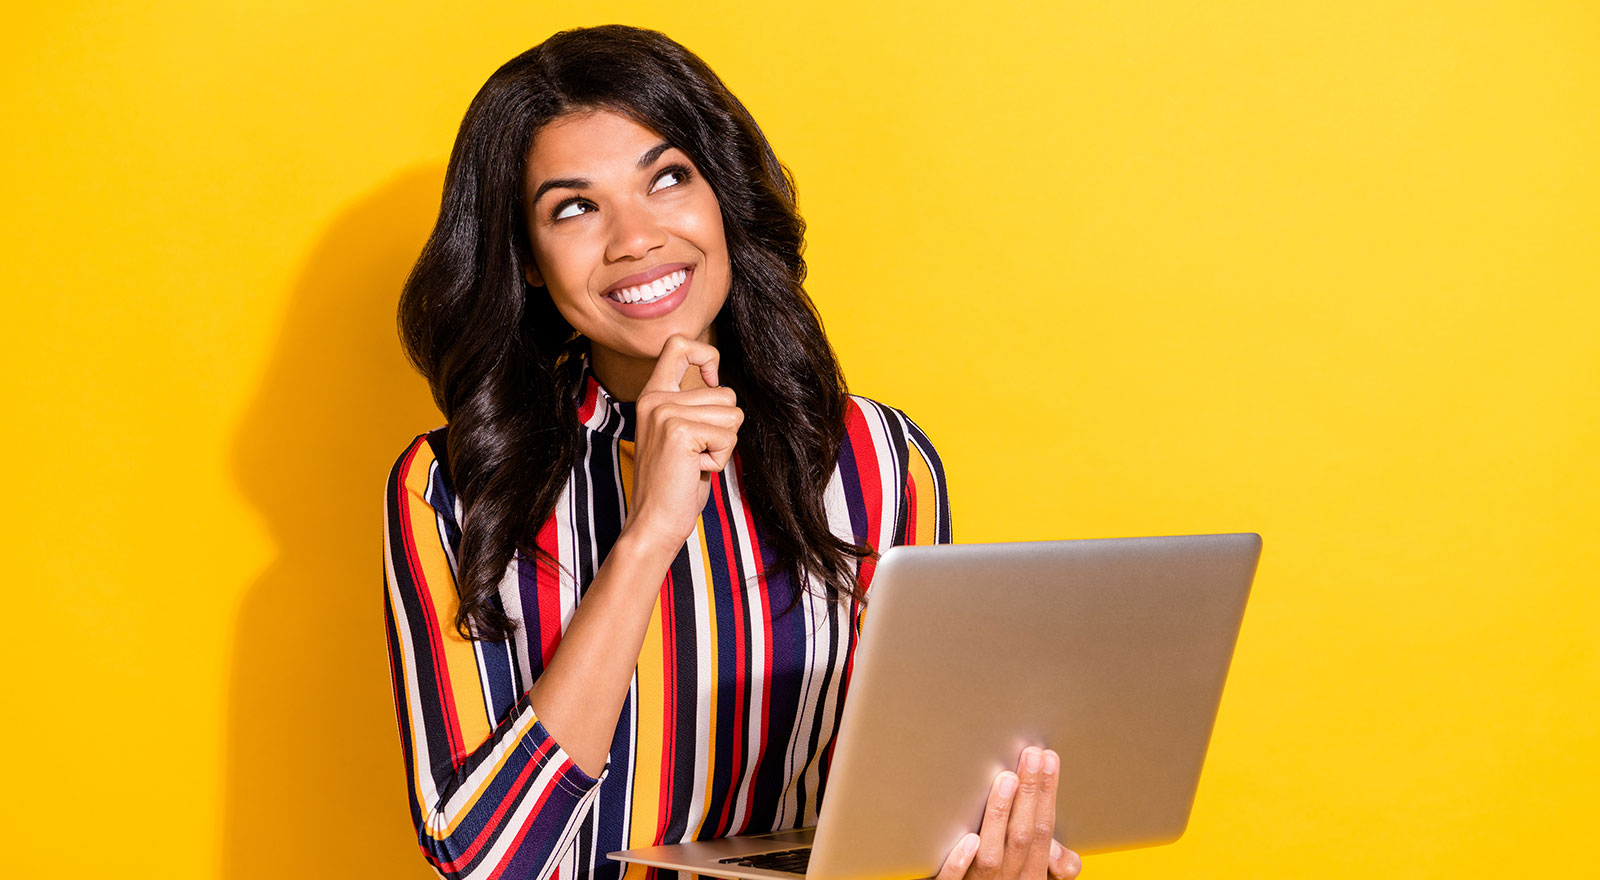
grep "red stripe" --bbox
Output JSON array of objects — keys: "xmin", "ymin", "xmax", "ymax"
[
  {"xmin": 658, "ymin": 570, "xmax": 676, "ymax": 843},
  {"xmin": 535, "ymin": 513, "xmax": 562, "ymax": 668},
  {"xmin": 735, "ymin": 457, "xmax": 773, "ymax": 831},
  {"xmin": 904, "ymin": 450, "xmax": 921, "ymax": 546},
  {"xmin": 484, "ymin": 751, "xmax": 580, "ymax": 880},
  {"xmin": 438, "ymin": 734, "xmax": 560, "ymax": 873},
  {"xmin": 397, "ymin": 438, "xmax": 466, "ymax": 762},
  {"xmin": 845, "ymin": 402, "xmax": 884, "ymax": 591},
  {"xmin": 576, "ymin": 374, "xmax": 600, "ymax": 425},
  {"xmin": 846, "ymin": 402, "xmax": 884, "ymax": 549},
  {"xmin": 712, "ymin": 476, "xmax": 746, "ymax": 835}
]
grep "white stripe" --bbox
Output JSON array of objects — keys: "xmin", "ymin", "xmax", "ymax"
[
  {"xmin": 778, "ymin": 538, "xmax": 832, "ymax": 827},
  {"xmin": 797, "ymin": 591, "xmax": 849, "ymax": 824},
  {"xmin": 556, "ymin": 469, "xmax": 581, "ymax": 636},
  {"xmin": 683, "ymin": 522, "xmax": 714, "ymax": 839},
  {"xmin": 431, "ymin": 459, "xmax": 460, "ymax": 577},
  {"xmin": 622, "ymin": 671, "xmax": 639, "ymax": 845},
  {"xmin": 856, "ymin": 398, "xmax": 905, "ymax": 550},
  {"xmin": 501, "ymin": 552, "xmax": 532, "ymax": 693},
  {"xmin": 384, "ymin": 494, "xmax": 444, "ymax": 814},
  {"xmin": 467, "ymin": 745, "xmax": 607, "ymax": 880},
  {"xmin": 617, "ymin": 457, "xmax": 640, "ymax": 848},
  {"xmin": 903, "ymin": 412, "xmax": 949, "ymax": 542},
  {"xmin": 724, "ymin": 465, "xmax": 766, "ymax": 829},
  {"xmin": 427, "ymin": 706, "xmax": 542, "ymax": 827}
]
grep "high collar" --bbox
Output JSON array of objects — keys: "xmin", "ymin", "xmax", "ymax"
[{"xmin": 575, "ymin": 357, "xmax": 638, "ymax": 442}]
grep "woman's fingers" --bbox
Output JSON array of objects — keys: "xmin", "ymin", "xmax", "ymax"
[
  {"xmin": 1000, "ymin": 747, "xmax": 1045, "ymax": 878},
  {"xmin": 969, "ymin": 770, "xmax": 1017, "ymax": 880},
  {"xmin": 641, "ymin": 334, "xmax": 720, "ymax": 393},
  {"xmin": 1048, "ymin": 839, "xmax": 1083, "ymax": 880},
  {"xmin": 637, "ymin": 385, "xmax": 736, "ymax": 416},
  {"xmin": 1022, "ymin": 750, "xmax": 1060, "ymax": 878},
  {"xmin": 933, "ymin": 833, "xmax": 980, "ymax": 880},
  {"xmin": 965, "ymin": 752, "xmax": 1072, "ymax": 880},
  {"xmin": 650, "ymin": 403, "xmax": 744, "ymax": 433},
  {"xmin": 621, "ymin": 339, "xmax": 747, "ymax": 553}
]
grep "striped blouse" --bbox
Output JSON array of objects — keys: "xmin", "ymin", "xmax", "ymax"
[{"xmin": 383, "ymin": 365, "xmax": 952, "ymax": 880}]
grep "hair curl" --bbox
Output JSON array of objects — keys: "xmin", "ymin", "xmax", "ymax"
[{"xmin": 398, "ymin": 24, "xmax": 869, "ymax": 640}]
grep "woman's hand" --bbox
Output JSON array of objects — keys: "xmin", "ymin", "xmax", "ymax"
[
  {"xmin": 622, "ymin": 334, "xmax": 743, "ymax": 557},
  {"xmin": 935, "ymin": 748, "xmax": 1082, "ymax": 880}
]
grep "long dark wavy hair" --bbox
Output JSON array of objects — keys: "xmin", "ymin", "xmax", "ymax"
[{"xmin": 398, "ymin": 25, "xmax": 869, "ymax": 641}]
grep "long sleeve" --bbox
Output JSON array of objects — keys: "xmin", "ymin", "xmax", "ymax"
[
  {"xmin": 890, "ymin": 409, "xmax": 953, "ymax": 549},
  {"xmin": 383, "ymin": 431, "xmax": 605, "ymax": 880},
  {"xmin": 839, "ymin": 401, "xmax": 954, "ymax": 641}
]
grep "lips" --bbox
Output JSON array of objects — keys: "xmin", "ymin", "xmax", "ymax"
[
  {"xmin": 609, "ymin": 268, "xmax": 689, "ymax": 305},
  {"xmin": 602, "ymin": 265, "xmax": 695, "ymax": 319},
  {"xmin": 604, "ymin": 261, "xmax": 694, "ymax": 299}
]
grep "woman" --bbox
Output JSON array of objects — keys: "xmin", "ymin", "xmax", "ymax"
[{"xmin": 384, "ymin": 24, "xmax": 1082, "ymax": 880}]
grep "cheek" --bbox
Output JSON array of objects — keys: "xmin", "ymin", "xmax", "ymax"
[
  {"xmin": 533, "ymin": 239, "xmax": 594, "ymax": 303},
  {"xmin": 691, "ymin": 202, "xmax": 731, "ymax": 279}
]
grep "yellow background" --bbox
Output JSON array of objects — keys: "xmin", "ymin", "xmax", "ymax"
[{"xmin": 5, "ymin": 1, "xmax": 1595, "ymax": 877}]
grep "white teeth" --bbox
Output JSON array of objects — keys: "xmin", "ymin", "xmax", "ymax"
[{"xmin": 611, "ymin": 269, "xmax": 687, "ymax": 305}]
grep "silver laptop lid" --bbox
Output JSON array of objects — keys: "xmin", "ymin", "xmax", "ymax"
[{"xmin": 806, "ymin": 534, "xmax": 1260, "ymax": 880}]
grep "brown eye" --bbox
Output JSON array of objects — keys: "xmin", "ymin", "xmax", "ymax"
[
  {"xmin": 649, "ymin": 165, "xmax": 693, "ymax": 193},
  {"xmin": 551, "ymin": 199, "xmax": 593, "ymax": 221}
]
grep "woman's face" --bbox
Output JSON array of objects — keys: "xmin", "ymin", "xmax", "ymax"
[{"xmin": 522, "ymin": 108, "xmax": 731, "ymax": 397}]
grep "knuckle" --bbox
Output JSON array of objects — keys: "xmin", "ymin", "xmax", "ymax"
[
  {"xmin": 973, "ymin": 849, "xmax": 1002, "ymax": 871},
  {"xmin": 1008, "ymin": 827, "xmax": 1034, "ymax": 850}
]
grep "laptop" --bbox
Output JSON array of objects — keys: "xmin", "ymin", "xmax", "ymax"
[{"xmin": 609, "ymin": 533, "xmax": 1262, "ymax": 880}]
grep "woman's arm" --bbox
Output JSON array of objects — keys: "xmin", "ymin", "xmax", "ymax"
[
  {"xmin": 525, "ymin": 336, "xmax": 740, "ymax": 775},
  {"xmin": 384, "ymin": 336, "xmax": 739, "ymax": 880},
  {"xmin": 385, "ymin": 435, "xmax": 605, "ymax": 880}
]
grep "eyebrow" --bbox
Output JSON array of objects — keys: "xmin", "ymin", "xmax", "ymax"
[{"xmin": 530, "ymin": 142, "xmax": 676, "ymax": 208}]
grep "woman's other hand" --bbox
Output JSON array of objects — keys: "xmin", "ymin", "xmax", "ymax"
[
  {"xmin": 624, "ymin": 334, "xmax": 743, "ymax": 555},
  {"xmin": 935, "ymin": 748, "xmax": 1082, "ymax": 880}
]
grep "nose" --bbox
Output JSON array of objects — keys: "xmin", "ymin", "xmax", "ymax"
[{"xmin": 604, "ymin": 197, "xmax": 667, "ymax": 263}]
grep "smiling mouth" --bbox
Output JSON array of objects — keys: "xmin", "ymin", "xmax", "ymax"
[{"xmin": 608, "ymin": 269, "xmax": 689, "ymax": 305}]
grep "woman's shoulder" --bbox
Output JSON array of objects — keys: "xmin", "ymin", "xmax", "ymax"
[
  {"xmin": 841, "ymin": 394, "xmax": 943, "ymax": 461},
  {"xmin": 385, "ymin": 424, "xmax": 458, "ymax": 515}
]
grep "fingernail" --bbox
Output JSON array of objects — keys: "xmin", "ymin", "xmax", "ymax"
[
  {"xmin": 1025, "ymin": 748, "xmax": 1042, "ymax": 773},
  {"xmin": 1045, "ymin": 750, "xmax": 1059, "ymax": 775},
  {"xmin": 998, "ymin": 773, "xmax": 1017, "ymax": 799},
  {"xmin": 962, "ymin": 834, "xmax": 979, "ymax": 857},
  {"xmin": 1051, "ymin": 840, "xmax": 1063, "ymax": 860}
]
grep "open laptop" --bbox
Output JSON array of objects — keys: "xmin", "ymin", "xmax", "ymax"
[{"xmin": 610, "ymin": 533, "xmax": 1262, "ymax": 880}]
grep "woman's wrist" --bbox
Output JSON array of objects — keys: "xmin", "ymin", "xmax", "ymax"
[{"xmin": 609, "ymin": 524, "xmax": 684, "ymax": 586}]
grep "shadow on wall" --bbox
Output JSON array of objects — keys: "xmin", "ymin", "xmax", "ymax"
[{"xmin": 225, "ymin": 166, "xmax": 450, "ymax": 880}]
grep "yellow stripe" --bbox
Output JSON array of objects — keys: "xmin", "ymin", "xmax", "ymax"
[
  {"xmin": 619, "ymin": 439, "xmax": 667, "ymax": 853},
  {"xmin": 420, "ymin": 710, "xmax": 543, "ymax": 840},
  {"xmin": 692, "ymin": 518, "xmax": 718, "ymax": 839},
  {"xmin": 906, "ymin": 443, "xmax": 939, "ymax": 546},
  {"xmin": 401, "ymin": 442, "xmax": 492, "ymax": 753}
]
